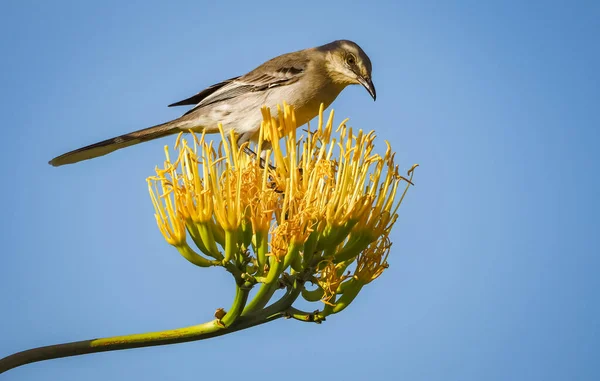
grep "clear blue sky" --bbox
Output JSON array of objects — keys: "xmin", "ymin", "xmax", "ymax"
[{"xmin": 1, "ymin": 1, "xmax": 598, "ymax": 380}]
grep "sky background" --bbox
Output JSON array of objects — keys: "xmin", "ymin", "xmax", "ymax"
[{"xmin": 1, "ymin": 0, "xmax": 599, "ymax": 380}]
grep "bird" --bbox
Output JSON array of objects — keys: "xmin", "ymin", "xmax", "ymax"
[{"xmin": 48, "ymin": 39, "xmax": 376, "ymax": 167}]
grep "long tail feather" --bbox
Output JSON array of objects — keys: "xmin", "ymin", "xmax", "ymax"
[{"xmin": 49, "ymin": 121, "xmax": 180, "ymax": 167}]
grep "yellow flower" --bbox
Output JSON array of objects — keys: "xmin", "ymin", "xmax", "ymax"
[
  {"xmin": 354, "ymin": 235, "xmax": 391, "ymax": 284},
  {"xmin": 316, "ymin": 261, "xmax": 350, "ymax": 306},
  {"xmin": 147, "ymin": 102, "xmax": 416, "ymax": 312},
  {"xmin": 147, "ymin": 146, "xmax": 187, "ymax": 246}
]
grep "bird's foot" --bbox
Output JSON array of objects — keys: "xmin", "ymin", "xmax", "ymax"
[{"xmin": 243, "ymin": 146, "xmax": 276, "ymax": 171}]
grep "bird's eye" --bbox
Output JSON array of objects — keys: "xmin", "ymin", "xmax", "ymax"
[{"xmin": 346, "ymin": 54, "xmax": 356, "ymax": 66}]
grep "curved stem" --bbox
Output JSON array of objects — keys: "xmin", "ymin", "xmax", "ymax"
[
  {"xmin": 221, "ymin": 282, "xmax": 251, "ymax": 327},
  {"xmin": 209, "ymin": 220, "xmax": 225, "ymax": 247},
  {"xmin": 282, "ymin": 243, "xmax": 301, "ymax": 272},
  {"xmin": 322, "ymin": 278, "xmax": 363, "ymax": 316},
  {"xmin": 186, "ymin": 224, "xmax": 212, "ymax": 257},
  {"xmin": 261, "ymin": 278, "xmax": 304, "ymax": 317},
  {"xmin": 0, "ymin": 275, "xmax": 307, "ymax": 375},
  {"xmin": 242, "ymin": 280, "xmax": 278, "ymax": 315},
  {"xmin": 176, "ymin": 242, "xmax": 219, "ymax": 267},
  {"xmin": 187, "ymin": 223, "xmax": 223, "ymax": 260},
  {"xmin": 301, "ymin": 285, "xmax": 324, "ymax": 302},
  {"xmin": 0, "ymin": 313, "xmax": 281, "ymax": 375},
  {"xmin": 242, "ymin": 256, "xmax": 283, "ymax": 314},
  {"xmin": 285, "ymin": 307, "xmax": 326, "ymax": 324}
]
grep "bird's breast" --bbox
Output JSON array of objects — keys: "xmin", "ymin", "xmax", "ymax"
[{"xmin": 267, "ymin": 79, "xmax": 345, "ymax": 126}]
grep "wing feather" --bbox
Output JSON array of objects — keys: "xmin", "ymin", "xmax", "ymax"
[
  {"xmin": 167, "ymin": 76, "xmax": 240, "ymax": 107},
  {"xmin": 177, "ymin": 52, "xmax": 310, "ymax": 116}
]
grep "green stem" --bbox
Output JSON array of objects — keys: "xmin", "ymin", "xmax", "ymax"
[
  {"xmin": 176, "ymin": 243, "xmax": 220, "ymax": 267},
  {"xmin": 282, "ymin": 243, "xmax": 301, "ymax": 272},
  {"xmin": 302, "ymin": 231, "xmax": 319, "ymax": 268},
  {"xmin": 198, "ymin": 223, "xmax": 223, "ymax": 260},
  {"xmin": 260, "ymin": 277, "xmax": 305, "ymax": 317},
  {"xmin": 333, "ymin": 236, "xmax": 371, "ymax": 263},
  {"xmin": 320, "ymin": 221, "xmax": 358, "ymax": 253},
  {"xmin": 186, "ymin": 224, "xmax": 211, "ymax": 257},
  {"xmin": 301, "ymin": 286, "xmax": 324, "ymax": 302},
  {"xmin": 209, "ymin": 220, "xmax": 225, "ymax": 247},
  {"xmin": 223, "ymin": 230, "xmax": 237, "ymax": 263},
  {"xmin": 0, "ymin": 279, "xmax": 294, "ymax": 375},
  {"xmin": 242, "ymin": 257, "xmax": 283, "ymax": 314},
  {"xmin": 265, "ymin": 256, "xmax": 284, "ymax": 284},
  {"xmin": 0, "ymin": 273, "xmax": 308, "ymax": 375},
  {"xmin": 322, "ymin": 278, "xmax": 363, "ymax": 316},
  {"xmin": 0, "ymin": 314, "xmax": 281, "ymax": 375},
  {"xmin": 285, "ymin": 307, "xmax": 326, "ymax": 324},
  {"xmin": 241, "ymin": 221, "xmax": 253, "ymax": 249},
  {"xmin": 221, "ymin": 282, "xmax": 252, "ymax": 327},
  {"xmin": 255, "ymin": 232, "xmax": 268, "ymax": 276},
  {"xmin": 242, "ymin": 281, "xmax": 278, "ymax": 315},
  {"xmin": 223, "ymin": 262, "xmax": 244, "ymax": 282}
]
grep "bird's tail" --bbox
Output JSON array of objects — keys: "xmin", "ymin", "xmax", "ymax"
[{"xmin": 49, "ymin": 121, "xmax": 181, "ymax": 167}]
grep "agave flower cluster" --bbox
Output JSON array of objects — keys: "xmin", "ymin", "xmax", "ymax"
[{"xmin": 147, "ymin": 103, "xmax": 416, "ymax": 321}]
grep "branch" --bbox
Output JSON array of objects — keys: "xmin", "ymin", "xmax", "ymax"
[
  {"xmin": 283, "ymin": 307, "xmax": 326, "ymax": 324},
  {"xmin": 0, "ymin": 266, "xmax": 310, "ymax": 374},
  {"xmin": 0, "ymin": 312, "xmax": 281, "ymax": 374}
]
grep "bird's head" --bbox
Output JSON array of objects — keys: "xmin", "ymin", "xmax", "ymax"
[{"xmin": 320, "ymin": 40, "xmax": 376, "ymax": 100}]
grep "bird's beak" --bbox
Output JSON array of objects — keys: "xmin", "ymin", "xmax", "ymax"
[{"xmin": 358, "ymin": 76, "xmax": 376, "ymax": 101}]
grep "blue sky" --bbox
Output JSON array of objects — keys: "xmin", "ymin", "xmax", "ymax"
[{"xmin": 1, "ymin": 0, "xmax": 599, "ymax": 380}]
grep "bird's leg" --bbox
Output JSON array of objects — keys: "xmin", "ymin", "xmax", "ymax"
[
  {"xmin": 237, "ymin": 131, "xmax": 276, "ymax": 171},
  {"xmin": 239, "ymin": 138, "xmax": 304, "ymax": 194},
  {"xmin": 243, "ymin": 146, "xmax": 276, "ymax": 171},
  {"xmin": 241, "ymin": 144, "xmax": 287, "ymax": 193},
  {"xmin": 239, "ymin": 138, "xmax": 282, "ymax": 192}
]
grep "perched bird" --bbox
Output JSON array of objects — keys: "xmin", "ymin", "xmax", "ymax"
[{"xmin": 49, "ymin": 39, "xmax": 375, "ymax": 167}]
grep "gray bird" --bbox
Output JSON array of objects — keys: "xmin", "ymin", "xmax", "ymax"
[{"xmin": 49, "ymin": 39, "xmax": 375, "ymax": 167}]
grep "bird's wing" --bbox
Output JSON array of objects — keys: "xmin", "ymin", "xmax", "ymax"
[
  {"xmin": 180, "ymin": 52, "xmax": 310, "ymax": 116},
  {"xmin": 168, "ymin": 76, "xmax": 240, "ymax": 107}
]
